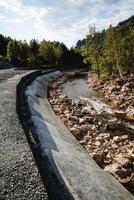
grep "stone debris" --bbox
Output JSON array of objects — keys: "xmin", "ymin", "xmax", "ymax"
[
  {"xmin": 48, "ymin": 74, "xmax": 134, "ymax": 193},
  {"xmin": 126, "ymin": 106, "xmax": 134, "ymax": 120},
  {"xmin": 88, "ymin": 73, "xmax": 134, "ymax": 115}
]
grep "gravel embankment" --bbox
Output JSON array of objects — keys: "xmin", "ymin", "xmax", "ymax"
[{"xmin": 0, "ymin": 70, "xmax": 48, "ymax": 200}]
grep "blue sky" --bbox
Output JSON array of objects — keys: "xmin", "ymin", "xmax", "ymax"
[{"xmin": 0, "ymin": 0, "xmax": 133, "ymax": 47}]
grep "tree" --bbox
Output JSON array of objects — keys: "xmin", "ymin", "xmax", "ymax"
[
  {"xmin": 18, "ymin": 40, "xmax": 30, "ymax": 64},
  {"xmin": 39, "ymin": 41, "xmax": 56, "ymax": 65},
  {"xmin": 7, "ymin": 40, "xmax": 19, "ymax": 62},
  {"xmin": 122, "ymin": 28, "xmax": 134, "ymax": 73},
  {"xmin": 30, "ymin": 39, "xmax": 39, "ymax": 57},
  {"xmin": 54, "ymin": 44, "xmax": 63, "ymax": 65},
  {"xmin": 103, "ymin": 26, "xmax": 125, "ymax": 77},
  {"xmin": 0, "ymin": 34, "xmax": 11, "ymax": 57},
  {"xmin": 102, "ymin": 26, "xmax": 116, "ymax": 76},
  {"xmin": 82, "ymin": 26, "xmax": 103, "ymax": 78}
]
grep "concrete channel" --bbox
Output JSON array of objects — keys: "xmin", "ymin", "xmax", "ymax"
[{"xmin": 17, "ymin": 70, "xmax": 134, "ymax": 200}]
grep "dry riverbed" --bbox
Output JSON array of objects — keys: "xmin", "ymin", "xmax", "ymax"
[{"xmin": 48, "ymin": 72, "xmax": 134, "ymax": 194}]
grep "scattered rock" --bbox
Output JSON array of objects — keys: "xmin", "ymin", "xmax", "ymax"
[
  {"xmin": 126, "ymin": 106, "xmax": 134, "ymax": 120},
  {"xmin": 94, "ymin": 141, "xmax": 101, "ymax": 146},
  {"xmin": 70, "ymin": 127, "xmax": 81, "ymax": 138},
  {"xmin": 113, "ymin": 136, "xmax": 121, "ymax": 142},
  {"xmin": 115, "ymin": 154, "xmax": 132, "ymax": 168},
  {"xmin": 84, "ymin": 116, "xmax": 94, "ymax": 123},
  {"xmin": 91, "ymin": 152, "xmax": 103, "ymax": 164},
  {"xmin": 79, "ymin": 118, "xmax": 85, "ymax": 124},
  {"xmin": 49, "ymin": 73, "xmax": 134, "ymax": 193}
]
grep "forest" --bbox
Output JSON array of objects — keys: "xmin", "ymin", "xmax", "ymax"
[
  {"xmin": 77, "ymin": 15, "xmax": 134, "ymax": 78},
  {"xmin": 0, "ymin": 36, "xmax": 85, "ymax": 69}
]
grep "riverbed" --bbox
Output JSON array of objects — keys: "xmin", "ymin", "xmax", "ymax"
[
  {"xmin": 49, "ymin": 74, "xmax": 134, "ymax": 193},
  {"xmin": 62, "ymin": 77, "xmax": 96, "ymax": 100}
]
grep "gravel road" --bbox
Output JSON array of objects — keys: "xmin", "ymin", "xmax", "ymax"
[
  {"xmin": 0, "ymin": 69, "xmax": 26, "ymax": 83},
  {"xmin": 0, "ymin": 70, "xmax": 48, "ymax": 200}
]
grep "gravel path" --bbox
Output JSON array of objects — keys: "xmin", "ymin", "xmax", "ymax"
[
  {"xmin": 0, "ymin": 70, "xmax": 48, "ymax": 200},
  {"xmin": 0, "ymin": 69, "xmax": 26, "ymax": 83}
]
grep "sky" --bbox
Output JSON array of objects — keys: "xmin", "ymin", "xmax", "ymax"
[{"xmin": 0, "ymin": 0, "xmax": 134, "ymax": 47}]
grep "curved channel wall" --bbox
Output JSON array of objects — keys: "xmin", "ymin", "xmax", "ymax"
[{"xmin": 17, "ymin": 70, "xmax": 134, "ymax": 200}]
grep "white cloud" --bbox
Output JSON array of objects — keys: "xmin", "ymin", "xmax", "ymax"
[
  {"xmin": 0, "ymin": 0, "xmax": 48, "ymax": 20},
  {"xmin": 67, "ymin": 0, "xmax": 89, "ymax": 5},
  {"xmin": 0, "ymin": 0, "xmax": 133, "ymax": 47},
  {"xmin": 4, "ymin": 19, "xmax": 22, "ymax": 23},
  {"xmin": 0, "ymin": 14, "xmax": 5, "ymax": 19}
]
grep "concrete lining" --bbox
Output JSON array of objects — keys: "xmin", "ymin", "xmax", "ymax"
[{"xmin": 18, "ymin": 70, "xmax": 134, "ymax": 200}]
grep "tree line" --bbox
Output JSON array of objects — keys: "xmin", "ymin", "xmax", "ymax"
[
  {"xmin": 0, "ymin": 35, "xmax": 85, "ymax": 69},
  {"xmin": 77, "ymin": 15, "xmax": 134, "ymax": 78}
]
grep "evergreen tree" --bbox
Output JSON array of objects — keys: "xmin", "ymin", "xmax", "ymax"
[
  {"xmin": 18, "ymin": 41, "xmax": 30, "ymax": 64},
  {"xmin": 39, "ymin": 41, "xmax": 56, "ymax": 65},
  {"xmin": 82, "ymin": 26, "xmax": 103, "ymax": 78},
  {"xmin": 30, "ymin": 39, "xmax": 39, "ymax": 57},
  {"xmin": 7, "ymin": 40, "xmax": 19, "ymax": 62}
]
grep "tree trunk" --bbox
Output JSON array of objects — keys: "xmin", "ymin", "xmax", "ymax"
[
  {"xmin": 116, "ymin": 55, "xmax": 122, "ymax": 78},
  {"xmin": 96, "ymin": 60, "xmax": 100, "ymax": 78}
]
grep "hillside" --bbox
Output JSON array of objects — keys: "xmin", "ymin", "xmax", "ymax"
[{"xmin": 76, "ymin": 15, "xmax": 134, "ymax": 48}]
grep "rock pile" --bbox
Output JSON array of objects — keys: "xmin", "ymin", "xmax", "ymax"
[
  {"xmin": 49, "ymin": 75, "xmax": 134, "ymax": 193},
  {"xmin": 88, "ymin": 73, "xmax": 134, "ymax": 120}
]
